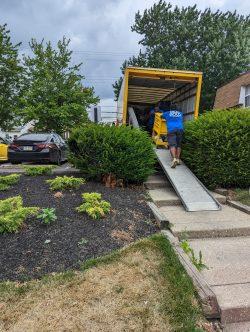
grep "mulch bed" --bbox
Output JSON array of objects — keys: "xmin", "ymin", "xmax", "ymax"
[{"xmin": 0, "ymin": 175, "xmax": 158, "ymax": 281}]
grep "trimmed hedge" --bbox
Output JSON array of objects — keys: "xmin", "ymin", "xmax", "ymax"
[
  {"xmin": 68, "ymin": 124, "xmax": 155, "ymax": 183},
  {"xmin": 182, "ymin": 108, "xmax": 250, "ymax": 188}
]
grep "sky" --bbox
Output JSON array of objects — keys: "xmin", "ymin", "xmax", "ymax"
[{"xmin": 1, "ymin": 0, "xmax": 249, "ymax": 112}]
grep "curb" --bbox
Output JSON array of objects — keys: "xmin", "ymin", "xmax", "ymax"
[
  {"xmin": 161, "ymin": 230, "xmax": 221, "ymax": 319},
  {"xmin": 147, "ymin": 202, "xmax": 169, "ymax": 229},
  {"xmin": 214, "ymin": 189, "xmax": 250, "ymax": 215},
  {"xmin": 0, "ymin": 167, "xmax": 81, "ymax": 176},
  {"xmin": 227, "ymin": 200, "xmax": 250, "ymax": 215}
]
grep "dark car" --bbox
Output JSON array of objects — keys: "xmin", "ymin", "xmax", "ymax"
[{"xmin": 9, "ymin": 133, "xmax": 67, "ymax": 165}]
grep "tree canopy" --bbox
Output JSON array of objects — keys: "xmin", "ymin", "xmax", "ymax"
[
  {"xmin": 0, "ymin": 24, "xmax": 23, "ymax": 130},
  {"xmin": 20, "ymin": 37, "xmax": 99, "ymax": 134},
  {"xmin": 113, "ymin": 2, "xmax": 250, "ymax": 110}
]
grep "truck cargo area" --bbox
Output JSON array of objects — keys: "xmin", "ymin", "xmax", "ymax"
[{"xmin": 117, "ymin": 67, "xmax": 203, "ymax": 125}]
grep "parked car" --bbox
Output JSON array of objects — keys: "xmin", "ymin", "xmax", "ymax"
[
  {"xmin": 0, "ymin": 136, "xmax": 9, "ymax": 162},
  {"xmin": 9, "ymin": 133, "xmax": 68, "ymax": 165}
]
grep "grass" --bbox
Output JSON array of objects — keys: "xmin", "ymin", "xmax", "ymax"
[
  {"xmin": 233, "ymin": 188, "xmax": 250, "ymax": 206},
  {"xmin": 0, "ymin": 234, "xmax": 207, "ymax": 331}
]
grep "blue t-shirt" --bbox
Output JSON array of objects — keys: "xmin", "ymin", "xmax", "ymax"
[{"xmin": 161, "ymin": 109, "xmax": 183, "ymax": 133}]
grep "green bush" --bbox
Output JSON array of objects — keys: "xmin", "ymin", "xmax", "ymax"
[
  {"xmin": 76, "ymin": 192, "xmax": 111, "ymax": 219},
  {"xmin": 68, "ymin": 124, "xmax": 155, "ymax": 183},
  {"xmin": 0, "ymin": 196, "xmax": 39, "ymax": 233},
  {"xmin": 46, "ymin": 175, "xmax": 85, "ymax": 190},
  {"xmin": 182, "ymin": 109, "xmax": 250, "ymax": 188},
  {"xmin": 0, "ymin": 174, "xmax": 21, "ymax": 191},
  {"xmin": 23, "ymin": 165, "xmax": 55, "ymax": 176}
]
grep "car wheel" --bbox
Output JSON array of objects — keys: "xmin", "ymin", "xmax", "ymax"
[{"xmin": 56, "ymin": 152, "xmax": 62, "ymax": 166}]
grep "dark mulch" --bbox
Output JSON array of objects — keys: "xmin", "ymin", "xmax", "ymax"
[{"xmin": 0, "ymin": 175, "xmax": 158, "ymax": 281}]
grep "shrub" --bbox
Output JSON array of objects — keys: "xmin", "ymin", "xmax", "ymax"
[
  {"xmin": 182, "ymin": 109, "xmax": 250, "ymax": 188},
  {"xmin": 68, "ymin": 124, "xmax": 155, "ymax": 183},
  {"xmin": 23, "ymin": 165, "xmax": 55, "ymax": 176},
  {"xmin": 0, "ymin": 196, "xmax": 39, "ymax": 233},
  {"xmin": 37, "ymin": 208, "xmax": 57, "ymax": 225},
  {"xmin": 46, "ymin": 176, "xmax": 85, "ymax": 190},
  {"xmin": 0, "ymin": 174, "xmax": 21, "ymax": 191},
  {"xmin": 76, "ymin": 192, "xmax": 111, "ymax": 219}
]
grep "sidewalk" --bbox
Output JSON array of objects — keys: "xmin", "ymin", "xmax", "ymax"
[{"xmin": 146, "ymin": 175, "xmax": 250, "ymax": 329}]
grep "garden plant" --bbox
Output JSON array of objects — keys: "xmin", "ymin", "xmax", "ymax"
[
  {"xmin": 0, "ymin": 174, "xmax": 21, "ymax": 191},
  {"xmin": 68, "ymin": 124, "xmax": 155, "ymax": 184},
  {"xmin": 182, "ymin": 108, "xmax": 250, "ymax": 188},
  {"xmin": 46, "ymin": 176, "xmax": 85, "ymax": 190},
  {"xmin": 37, "ymin": 208, "xmax": 57, "ymax": 225},
  {"xmin": 76, "ymin": 192, "xmax": 111, "ymax": 220},
  {"xmin": 0, "ymin": 196, "xmax": 39, "ymax": 233}
]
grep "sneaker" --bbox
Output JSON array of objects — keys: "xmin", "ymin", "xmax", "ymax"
[
  {"xmin": 176, "ymin": 159, "xmax": 181, "ymax": 165},
  {"xmin": 171, "ymin": 158, "xmax": 178, "ymax": 168}
]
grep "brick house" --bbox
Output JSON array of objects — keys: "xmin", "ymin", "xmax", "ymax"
[{"xmin": 213, "ymin": 71, "xmax": 250, "ymax": 109}]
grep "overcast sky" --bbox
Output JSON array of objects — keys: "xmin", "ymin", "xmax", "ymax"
[{"xmin": 1, "ymin": 0, "xmax": 249, "ymax": 110}]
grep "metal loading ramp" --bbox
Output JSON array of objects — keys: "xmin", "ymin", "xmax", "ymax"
[{"xmin": 155, "ymin": 148, "xmax": 221, "ymax": 212}]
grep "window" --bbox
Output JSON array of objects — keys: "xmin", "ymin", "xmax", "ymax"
[{"xmin": 245, "ymin": 85, "xmax": 250, "ymax": 107}]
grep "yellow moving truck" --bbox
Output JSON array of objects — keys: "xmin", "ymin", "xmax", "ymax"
[{"xmin": 117, "ymin": 67, "xmax": 202, "ymax": 146}]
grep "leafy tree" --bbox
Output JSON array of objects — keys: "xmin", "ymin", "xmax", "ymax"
[
  {"xmin": 113, "ymin": 2, "xmax": 250, "ymax": 110},
  {"xmin": 21, "ymin": 37, "xmax": 99, "ymax": 134},
  {"xmin": 0, "ymin": 24, "xmax": 23, "ymax": 130}
]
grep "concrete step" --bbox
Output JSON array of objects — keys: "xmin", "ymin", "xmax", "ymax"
[
  {"xmin": 160, "ymin": 205, "xmax": 250, "ymax": 238},
  {"xmin": 148, "ymin": 186, "xmax": 226, "ymax": 208},
  {"xmin": 189, "ymin": 237, "xmax": 250, "ymax": 324},
  {"xmin": 148, "ymin": 188, "xmax": 182, "ymax": 207},
  {"xmin": 144, "ymin": 175, "xmax": 171, "ymax": 189}
]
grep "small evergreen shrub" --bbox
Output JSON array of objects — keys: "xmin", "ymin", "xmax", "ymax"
[
  {"xmin": 23, "ymin": 165, "xmax": 55, "ymax": 176},
  {"xmin": 0, "ymin": 196, "xmax": 39, "ymax": 233},
  {"xmin": 46, "ymin": 175, "xmax": 85, "ymax": 190},
  {"xmin": 37, "ymin": 208, "xmax": 57, "ymax": 225},
  {"xmin": 182, "ymin": 109, "xmax": 250, "ymax": 188},
  {"xmin": 68, "ymin": 124, "xmax": 155, "ymax": 183},
  {"xmin": 76, "ymin": 192, "xmax": 111, "ymax": 219},
  {"xmin": 0, "ymin": 174, "xmax": 21, "ymax": 191}
]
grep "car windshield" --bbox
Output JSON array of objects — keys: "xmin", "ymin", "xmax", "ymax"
[{"xmin": 16, "ymin": 134, "xmax": 49, "ymax": 142}]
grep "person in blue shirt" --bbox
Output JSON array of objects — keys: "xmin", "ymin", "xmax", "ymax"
[{"xmin": 160, "ymin": 103, "xmax": 184, "ymax": 168}]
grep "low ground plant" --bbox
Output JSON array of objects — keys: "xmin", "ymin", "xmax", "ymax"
[
  {"xmin": 37, "ymin": 208, "xmax": 57, "ymax": 225},
  {"xmin": 182, "ymin": 108, "xmax": 250, "ymax": 188},
  {"xmin": 23, "ymin": 165, "xmax": 55, "ymax": 176},
  {"xmin": 0, "ymin": 174, "xmax": 21, "ymax": 191},
  {"xmin": 180, "ymin": 240, "xmax": 208, "ymax": 271},
  {"xmin": 0, "ymin": 196, "xmax": 39, "ymax": 233},
  {"xmin": 46, "ymin": 176, "xmax": 85, "ymax": 190},
  {"xmin": 76, "ymin": 192, "xmax": 111, "ymax": 219},
  {"xmin": 68, "ymin": 124, "xmax": 155, "ymax": 184}
]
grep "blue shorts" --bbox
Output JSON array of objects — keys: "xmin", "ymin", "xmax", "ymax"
[{"xmin": 167, "ymin": 129, "xmax": 183, "ymax": 148}]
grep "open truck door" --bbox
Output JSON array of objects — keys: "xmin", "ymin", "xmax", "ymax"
[{"xmin": 117, "ymin": 66, "xmax": 202, "ymax": 147}]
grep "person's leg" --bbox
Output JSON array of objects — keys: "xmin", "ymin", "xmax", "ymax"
[
  {"xmin": 167, "ymin": 132, "xmax": 178, "ymax": 168},
  {"xmin": 176, "ymin": 130, "xmax": 183, "ymax": 165},
  {"xmin": 170, "ymin": 146, "xmax": 177, "ymax": 158}
]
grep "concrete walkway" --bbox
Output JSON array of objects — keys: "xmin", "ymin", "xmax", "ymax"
[{"xmin": 146, "ymin": 175, "xmax": 250, "ymax": 329}]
